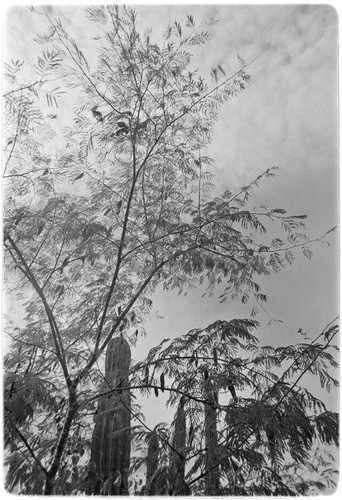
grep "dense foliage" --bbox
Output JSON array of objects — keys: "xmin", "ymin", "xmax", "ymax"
[
  {"xmin": 130, "ymin": 318, "xmax": 338, "ymax": 495},
  {"xmin": 3, "ymin": 5, "xmax": 338, "ymax": 495}
]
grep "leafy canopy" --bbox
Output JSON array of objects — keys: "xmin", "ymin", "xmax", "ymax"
[
  {"xmin": 3, "ymin": 5, "xmax": 338, "ymax": 496},
  {"xmin": 130, "ymin": 319, "xmax": 338, "ymax": 495}
]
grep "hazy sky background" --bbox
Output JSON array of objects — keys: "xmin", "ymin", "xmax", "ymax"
[{"xmin": 3, "ymin": 2, "xmax": 339, "ymax": 425}]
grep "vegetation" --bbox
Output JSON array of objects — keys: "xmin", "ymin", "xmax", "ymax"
[
  {"xmin": 3, "ymin": 5, "xmax": 338, "ymax": 495},
  {"xmin": 130, "ymin": 318, "xmax": 338, "ymax": 495}
]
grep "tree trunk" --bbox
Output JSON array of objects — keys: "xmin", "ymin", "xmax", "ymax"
[{"xmin": 43, "ymin": 386, "xmax": 78, "ymax": 495}]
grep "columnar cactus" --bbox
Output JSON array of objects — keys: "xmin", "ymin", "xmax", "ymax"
[
  {"xmin": 146, "ymin": 429, "xmax": 159, "ymax": 486},
  {"xmin": 204, "ymin": 378, "xmax": 220, "ymax": 495},
  {"xmin": 144, "ymin": 427, "xmax": 161, "ymax": 495},
  {"xmin": 170, "ymin": 396, "xmax": 190, "ymax": 495},
  {"xmin": 87, "ymin": 337, "xmax": 131, "ymax": 495}
]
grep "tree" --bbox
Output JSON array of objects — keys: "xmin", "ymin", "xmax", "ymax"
[
  {"xmin": 130, "ymin": 318, "xmax": 339, "ymax": 494},
  {"xmin": 3, "ymin": 5, "xmax": 337, "ymax": 495}
]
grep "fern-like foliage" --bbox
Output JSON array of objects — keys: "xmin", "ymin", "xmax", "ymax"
[
  {"xmin": 3, "ymin": 5, "xmax": 338, "ymax": 495},
  {"xmin": 130, "ymin": 318, "xmax": 339, "ymax": 495}
]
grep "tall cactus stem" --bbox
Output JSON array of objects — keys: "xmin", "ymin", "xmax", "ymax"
[
  {"xmin": 87, "ymin": 337, "xmax": 131, "ymax": 495},
  {"xmin": 171, "ymin": 396, "xmax": 190, "ymax": 495},
  {"xmin": 146, "ymin": 431, "xmax": 159, "ymax": 486},
  {"xmin": 204, "ymin": 377, "xmax": 220, "ymax": 495}
]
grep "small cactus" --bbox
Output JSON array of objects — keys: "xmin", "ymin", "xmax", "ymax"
[{"xmin": 87, "ymin": 337, "xmax": 131, "ymax": 495}]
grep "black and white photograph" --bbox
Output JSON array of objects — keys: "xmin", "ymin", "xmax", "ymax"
[{"xmin": 2, "ymin": 2, "xmax": 339, "ymax": 496}]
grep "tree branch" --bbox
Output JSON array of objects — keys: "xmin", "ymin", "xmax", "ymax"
[
  {"xmin": 5, "ymin": 234, "xmax": 70, "ymax": 386},
  {"xmin": 5, "ymin": 410, "xmax": 48, "ymax": 476}
]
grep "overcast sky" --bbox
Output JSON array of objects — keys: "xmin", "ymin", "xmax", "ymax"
[{"xmin": 3, "ymin": 3, "xmax": 339, "ymax": 423}]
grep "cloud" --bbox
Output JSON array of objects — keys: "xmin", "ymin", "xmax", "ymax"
[
  {"xmin": 208, "ymin": 6, "xmax": 337, "ymax": 183},
  {"xmin": 4, "ymin": 3, "xmax": 338, "ymax": 334}
]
